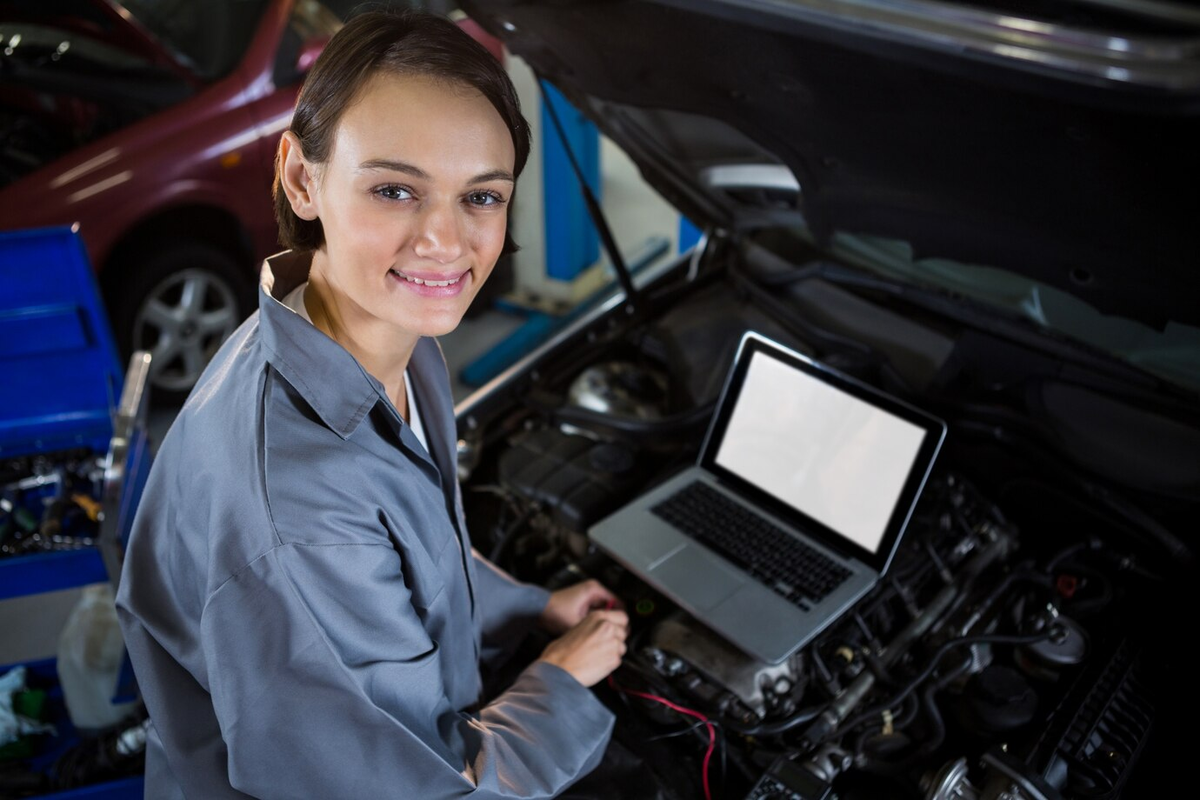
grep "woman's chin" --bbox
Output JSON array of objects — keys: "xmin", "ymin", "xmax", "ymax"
[{"xmin": 403, "ymin": 307, "xmax": 471, "ymax": 339}]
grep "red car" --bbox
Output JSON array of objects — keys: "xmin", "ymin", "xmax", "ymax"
[{"xmin": 0, "ymin": 0, "xmax": 501, "ymax": 401}]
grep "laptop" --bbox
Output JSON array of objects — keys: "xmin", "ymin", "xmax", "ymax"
[{"xmin": 589, "ymin": 331, "xmax": 946, "ymax": 664}]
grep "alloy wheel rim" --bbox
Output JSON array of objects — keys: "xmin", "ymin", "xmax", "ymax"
[{"xmin": 132, "ymin": 267, "xmax": 239, "ymax": 393}]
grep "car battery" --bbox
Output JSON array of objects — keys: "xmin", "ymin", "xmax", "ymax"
[{"xmin": 0, "ymin": 227, "xmax": 152, "ymax": 799}]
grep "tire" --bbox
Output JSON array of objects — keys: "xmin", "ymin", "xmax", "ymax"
[{"xmin": 107, "ymin": 242, "xmax": 256, "ymax": 406}]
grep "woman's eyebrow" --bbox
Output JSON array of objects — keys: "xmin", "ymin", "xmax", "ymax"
[
  {"xmin": 356, "ymin": 159, "xmax": 513, "ymax": 184},
  {"xmin": 357, "ymin": 159, "xmax": 430, "ymax": 178},
  {"xmin": 469, "ymin": 169, "xmax": 515, "ymax": 184}
]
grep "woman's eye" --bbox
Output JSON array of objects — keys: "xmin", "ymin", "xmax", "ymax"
[
  {"xmin": 467, "ymin": 191, "xmax": 504, "ymax": 207},
  {"xmin": 375, "ymin": 185, "xmax": 413, "ymax": 201}
]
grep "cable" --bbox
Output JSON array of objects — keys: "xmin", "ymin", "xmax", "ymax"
[
  {"xmin": 646, "ymin": 718, "xmax": 711, "ymax": 742},
  {"xmin": 488, "ymin": 506, "xmax": 531, "ymax": 565},
  {"xmin": 522, "ymin": 396, "xmax": 717, "ymax": 440},
  {"xmin": 725, "ymin": 701, "xmax": 827, "ymax": 737},
  {"xmin": 914, "ymin": 656, "xmax": 974, "ymax": 759},
  {"xmin": 851, "ymin": 692, "xmax": 921, "ymax": 759},
  {"xmin": 603, "ymin": 598, "xmax": 718, "ymax": 796},
  {"xmin": 607, "ymin": 677, "xmax": 716, "ymax": 800},
  {"xmin": 827, "ymin": 628, "xmax": 1059, "ymax": 741}
]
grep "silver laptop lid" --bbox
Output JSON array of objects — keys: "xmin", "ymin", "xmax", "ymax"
[{"xmin": 697, "ymin": 332, "xmax": 947, "ymax": 575}]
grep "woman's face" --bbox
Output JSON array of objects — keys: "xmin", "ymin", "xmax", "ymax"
[{"xmin": 301, "ymin": 71, "xmax": 516, "ymax": 340}]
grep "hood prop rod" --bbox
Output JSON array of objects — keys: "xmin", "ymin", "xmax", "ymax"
[{"xmin": 537, "ymin": 78, "xmax": 637, "ymax": 309}]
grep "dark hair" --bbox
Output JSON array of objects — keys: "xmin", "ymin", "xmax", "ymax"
[{"xmin": 273, "ymin": 10, "xmax": 531, "ymax": 255}]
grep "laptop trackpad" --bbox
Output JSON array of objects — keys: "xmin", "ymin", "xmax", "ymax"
[{"xmin": 650, "ymin": 548, "xmax": 745, "ymax": 611}]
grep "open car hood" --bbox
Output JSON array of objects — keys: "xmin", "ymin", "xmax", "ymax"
[{"xmin": 463, "ymin": 0, "xmax": 1200, "ymax": 330}]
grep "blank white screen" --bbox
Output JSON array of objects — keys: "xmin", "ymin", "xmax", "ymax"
[{"xmin": 714, "ymin": 351, "xmax": 926, "ymax": 553}]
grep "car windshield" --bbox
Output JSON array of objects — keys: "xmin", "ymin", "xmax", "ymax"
[
  {"xmin": 818, "ymin": 228, "xmax": 1200, "ymax": 395},
  {"xmin": 115, "ymin": 0, "xmax": 271, "ymax": 79},
  {"xmin": 0, "ymin": 22, "xmax": 152, "ymax": 71}
]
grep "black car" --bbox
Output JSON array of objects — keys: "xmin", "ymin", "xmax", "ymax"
[{"xmin": 453, "ymin": 1, "xmax": 1200, "ymax": 798}]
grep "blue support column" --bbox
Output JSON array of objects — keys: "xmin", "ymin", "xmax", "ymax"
[
  {"xmin": 679, "ymin": 216, "xmax": 703, "ymax": 253},
  {"xmin": 541, "ymin": 83, "xmax": 600, "ymax": 281}
]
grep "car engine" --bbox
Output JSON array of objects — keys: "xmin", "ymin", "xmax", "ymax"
[{"xmin": 457, "ymin": 242, "xmax": 1191, "ymax": 799}]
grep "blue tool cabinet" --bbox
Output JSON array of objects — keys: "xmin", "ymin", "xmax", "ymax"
[{"xmin": 1, "ymin": 227, "xmax": 151, "ymax": 798}]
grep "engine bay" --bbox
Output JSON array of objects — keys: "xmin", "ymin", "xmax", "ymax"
[{"xmin": 457, "ymin": 244, "xmax": 1192, "ymax": 799}]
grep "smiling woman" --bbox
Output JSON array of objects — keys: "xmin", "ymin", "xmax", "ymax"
[
  {"xmin": 114, "ymin": 10, "xmax": 628, "ymax": 799},
  {"xmin": 277, "ymin": 71, "xmax": 516, "ymax": 413}
]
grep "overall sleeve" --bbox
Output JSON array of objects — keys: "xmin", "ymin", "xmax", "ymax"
[
  {"xmin": 470, "ymin": 549, "xmax": 551, "ymax": 668},
  {"xmin": 203, "ymin": 542, "xmax": 612, "ymax": 799}
]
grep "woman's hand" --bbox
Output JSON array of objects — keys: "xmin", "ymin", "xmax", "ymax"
[
  {"xmin": 539, "ymin": 579, "xmax": 620, "ymax": 635},
  {"xmin": 538, "ymin": 609, "xmax": 629, "ymax": 687}
]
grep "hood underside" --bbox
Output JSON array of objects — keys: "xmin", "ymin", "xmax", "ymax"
[{"xmin": 464, "ymin": 0, "xmax": 1200, "ymax": 329}]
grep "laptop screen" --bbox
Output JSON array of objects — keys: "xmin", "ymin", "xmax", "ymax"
[
  {"xmin": 714, "ymin": 349, "xmax": 927, "ymax": 554},
  {"xmin": 701, "ymin": 333, "xmax": 946, "ymax": 572}
]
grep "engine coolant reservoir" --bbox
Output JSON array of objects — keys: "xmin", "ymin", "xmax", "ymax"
[{"xmin": 56, "ymin": 584, "xmax": 137, "ymax": 732}]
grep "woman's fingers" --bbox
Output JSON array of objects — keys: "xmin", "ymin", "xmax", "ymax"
[{"xmin": 537, "ymin": 608, "xmax": 631, "ymax": 687}]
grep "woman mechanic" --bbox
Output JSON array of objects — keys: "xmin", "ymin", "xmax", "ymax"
[{"xmin": 115, "ymin": 11, "xmax": 629, "ymax": 798}]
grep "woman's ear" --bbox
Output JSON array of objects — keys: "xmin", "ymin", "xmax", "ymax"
[{"xmin": 279, "ymin": 131, "xmax": 319, "ymax": 220}]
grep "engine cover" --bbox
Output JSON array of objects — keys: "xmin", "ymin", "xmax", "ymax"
[{"xmin": 645, "ymin": 612, "xmax": 804, "ymax": 719}]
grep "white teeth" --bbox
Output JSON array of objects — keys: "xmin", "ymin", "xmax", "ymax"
[{"xmin": 393, "ymin": 271, "xmax": 461, "ymax": 287}]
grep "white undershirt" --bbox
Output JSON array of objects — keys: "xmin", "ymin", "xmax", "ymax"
[{"xmin": 280, "ymin": 283, "xmax": 429, "ymax": 455}]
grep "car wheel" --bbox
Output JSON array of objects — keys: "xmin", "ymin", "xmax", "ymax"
[{"xmin": 110, "ymin": 243, "xmax": 254, "ymax": 405}]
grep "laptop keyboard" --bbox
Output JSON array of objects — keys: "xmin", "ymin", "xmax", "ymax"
[{"xmin": 651, "ymin": 481, "xmax": 852, "ymax": 609}]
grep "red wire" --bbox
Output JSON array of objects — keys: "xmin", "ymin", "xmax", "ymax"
[
  {"xmin": 600, "ymin": 597, "xmax": 716, "ymax": 798},
  {"xmin": 608, "ymin": 677, "xmax": 716, "ymax": 800}
]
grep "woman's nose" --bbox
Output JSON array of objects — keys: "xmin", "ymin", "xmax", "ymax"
[{"xmin": 412, "ymin": 202, "xmax": 465, "ymax": 264}]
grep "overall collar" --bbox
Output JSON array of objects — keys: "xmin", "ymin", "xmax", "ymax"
[
  {"xmin": 258, "ymin": 250, "xmax": 458, "ymax": 477},
  {"xmin": 258, "ymin": 250, "xmax": 381, "ymax": 440},
  {"xmin": 407, "ymin": 337, "xmax": 459, "ymax": 498}
]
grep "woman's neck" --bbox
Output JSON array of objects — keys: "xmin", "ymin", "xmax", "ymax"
[{"xmin": 304, "ymin": 252, "xmax": 417, "ymax": 418}]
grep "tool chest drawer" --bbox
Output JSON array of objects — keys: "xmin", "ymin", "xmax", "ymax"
[{"xmin": 2, "ymin": 227, "xmax": 151, "ymax": 799}]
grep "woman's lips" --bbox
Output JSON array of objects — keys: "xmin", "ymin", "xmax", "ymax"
[{"xmin": 388, "ymin": 268, "xmax": 469, "ymax": 298}]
